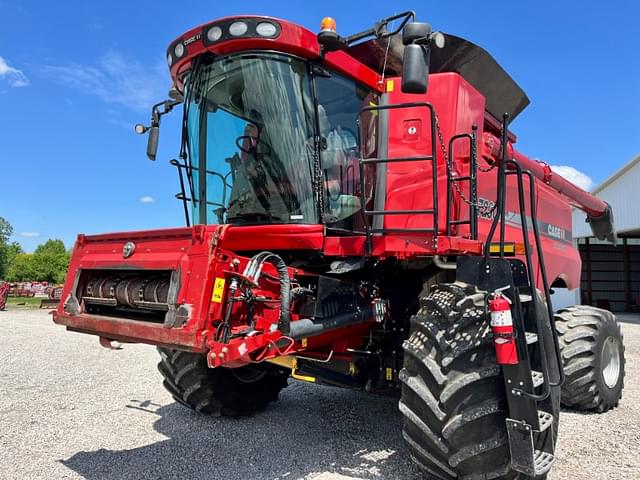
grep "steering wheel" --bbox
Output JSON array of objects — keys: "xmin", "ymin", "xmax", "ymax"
[{"xmin": 235, "ymin": 135, "xmax": 271, "ymax": 155}]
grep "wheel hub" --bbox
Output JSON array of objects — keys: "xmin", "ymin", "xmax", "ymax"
[{"xmin": 601, "ymin": 335, "xmax": 621, "ymax": 388}]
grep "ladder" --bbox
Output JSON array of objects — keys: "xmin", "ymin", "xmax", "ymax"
[{"xmin": 457, "ymin": 113, "xmax": 565, "ymax": 476}]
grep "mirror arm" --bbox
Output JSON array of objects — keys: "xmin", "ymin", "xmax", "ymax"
[
  {"xmin": 136, "ymin": 94, "xmax": 183, "ymax": 161},
  {"xmin": 342, "ymin": 11, "xmax": 416, "ymax": 47}
]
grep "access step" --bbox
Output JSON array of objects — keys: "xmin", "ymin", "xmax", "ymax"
[
  {"xmin": 525, "ymin": 332, "xmax": 538, "ymax": 344},
  {"xmin": 531, "ymin": 370, "xmax": 544, "ymax": 388},
  {"xmin": 519, "ymin": 293, "xmax": 533, "ymax": 303},
  {"xmin": 506, "ymin": 418, "xmax": 556, "ymax": 476},
  {"xmin": 534, "ymin": 450, "xmax": 555, "ymax": 475},
  {"xmin": 536, "ymin": 410, "xmax": 554, "ymax": 432}
]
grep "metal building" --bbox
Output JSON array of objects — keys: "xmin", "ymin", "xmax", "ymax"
[{"xmin": 569, "ymin": 154, "xmax": 640, "ymax": 312}]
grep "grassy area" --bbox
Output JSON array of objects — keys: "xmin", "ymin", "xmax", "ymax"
[{"xmin": 5, "ymin": 297, "xmax": 44, "ymax": 309}]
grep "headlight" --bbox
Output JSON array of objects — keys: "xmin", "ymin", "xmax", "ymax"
[
  {"xmin": 206, "ymin": 26, "xmax": 222, "ymax": 42},
  {"xmin": 201, "ymin": 19, "xmax": 281, "ymax": 47},
  {"xmin": 174, "ymin": 43, "xmax": 185, "ymax": 58},
  {"xmin": 167, "ymin": 53, "xmax": 172, "ymax": 67},
  {"xmin": 256, "ymin": 22, "xmax": 277, "ymax": 37},
  {"xmin": 229, "ymin": 21, "xmax": 248, "ymax": 36}
]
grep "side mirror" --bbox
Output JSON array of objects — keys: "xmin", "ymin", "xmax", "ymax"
[
  {"xmin": 402, "ymin": 44, "xmax": 430, "ymax": 94},
  {"xmin": 401, "ymin": 22, "xmax": 445, "ymax": 94},
  {"xmin": 146, "ymin": 126, "xmax": 159, "ymax": 161}
]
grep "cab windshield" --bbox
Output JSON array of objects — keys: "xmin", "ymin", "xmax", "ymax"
[
  {"xmin": 185, "ymin": 53, "xmax": 317, "ymax": 225},
  {"xmin": 183, "ymin": 52, "xmax": 378, "ymax": 228}
]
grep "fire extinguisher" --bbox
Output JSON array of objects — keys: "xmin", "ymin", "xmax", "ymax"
[{"xmin": 488, "ymin": 291, "xmax": 519, "ymax": 365}]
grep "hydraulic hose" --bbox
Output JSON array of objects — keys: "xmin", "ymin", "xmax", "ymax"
[{"xmin": 244, "ymin": 252, "xmax": 291, "ymax": 335}]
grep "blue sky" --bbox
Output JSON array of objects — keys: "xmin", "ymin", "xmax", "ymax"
[{"xmin": 1, "ymin": 1, "xmax": 639, "ymax": 252}]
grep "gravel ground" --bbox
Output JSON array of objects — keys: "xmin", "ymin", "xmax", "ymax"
[{"xmin": 0, "ymin": 309, "xmax": 638, "ymax": 480}]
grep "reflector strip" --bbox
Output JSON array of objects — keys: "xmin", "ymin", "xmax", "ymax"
[{"xmin": 489, "ymin": 243, "xmax": 516, "ymax": 255}]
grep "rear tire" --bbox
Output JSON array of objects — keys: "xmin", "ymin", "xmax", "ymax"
[
  {"xmin": 400, "ymin": 282, "xmax": 558, "ymax": 479},
  {"xmin": 157, "ymin": 347, "xmax": 288, "ymax": 416},
  {"xmin": 555, "ymin": 305, "xmax": 625, "ymax": 412}
]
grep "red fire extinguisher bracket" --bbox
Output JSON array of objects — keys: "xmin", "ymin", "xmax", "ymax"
[{"xmin": 488, "ymin": 292, "xmax": 520, "ymax": 365}]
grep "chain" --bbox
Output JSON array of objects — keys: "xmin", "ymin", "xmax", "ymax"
[
  {"xmin": 434, "ymin": 114, "xmax": 497, "ymax": 216},
  {"xmin": 311, "ymin": 136, "xmax": 325, "ymax": 219}
]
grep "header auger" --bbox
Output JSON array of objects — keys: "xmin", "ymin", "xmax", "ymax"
[{"xmin": 55, "ymin": 12, "xmax": 624, "ymax": 479}]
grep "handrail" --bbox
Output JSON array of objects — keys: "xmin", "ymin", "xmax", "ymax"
[{"xmin": 356, "ymin": 102, "xmax": 439, "ymax": 254}]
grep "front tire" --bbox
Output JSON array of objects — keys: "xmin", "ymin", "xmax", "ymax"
[
  {"xmin": 555, "ymin": 305, "xmax": 625, "ymax": 412},
  {"xmin": 400, "ymin": 283, "xmax": 558, "ymax": 479},
  {"xmin": 157, "ymin": 347, "xmax": 288, "ymax": 417}
]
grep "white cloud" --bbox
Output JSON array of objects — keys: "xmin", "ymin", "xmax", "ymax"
[
  {"xmin": 550, "ymin": 165, "xmax": 594, "ymax": 191},
  {"xmin": 20, "ymin": 232, "xmax": 40, "ymax": 237},
  {"xmin": 140, "ymin": 196, "xmax": 154, "ymax": 204},
  {"xmin": 40, "ymin": 51, "xmax": 167, "ymax": 112},
  {"xmin": 0, "ymin": 56, "xmax": 30, "ymax": 87}
]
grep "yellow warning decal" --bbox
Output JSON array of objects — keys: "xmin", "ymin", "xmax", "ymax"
[
  {"xmin": 211, "ymin": 277, "xmax": 226, "ymax": 303},
  {"xmin": 386, "ymin": 79, "xmax": 394, "ymax": 92},
  {"xmin": 385, "ymin": 367, "xmax": 393, "ymax": 381},
  {"xmin": 301, "ymin": 337, "xmax": 308, "ymax": 348}
]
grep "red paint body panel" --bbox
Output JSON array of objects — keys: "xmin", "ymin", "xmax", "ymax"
[
  {"xmin": 54, "ymin": 226, "xmax": 218, "ymax": 350},
  {"xmin": 220, "ymin": 224, "xmax": 324, "ymax": 251},
  {"xmin": 64, "ymin": 314, "xmax": 209, "ymax": 352},
  {"xmin": 381, "ymin": 74, "xmax": 485, "ymax": 234}
]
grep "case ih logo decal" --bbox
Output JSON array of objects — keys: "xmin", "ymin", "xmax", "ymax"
[
  {"xmin": 183, "ymin": 33, "xmax": 202, "ymax": 46},
  {"xmin": 545, "ymin": 223, "xmax": 567, "ymax": 241},
  {"xmin": 478, "ymin": 198, "xmax": 571, "ymax": 243}
]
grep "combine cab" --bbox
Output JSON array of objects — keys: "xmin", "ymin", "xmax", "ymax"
[{"xmin": 54, "ymin": 12, "xmax": 624, "ymax": 479}]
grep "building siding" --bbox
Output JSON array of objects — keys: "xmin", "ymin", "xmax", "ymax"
[{"xmin": 573, "ymin": 155, "xmax": 640, "ymax": 238}]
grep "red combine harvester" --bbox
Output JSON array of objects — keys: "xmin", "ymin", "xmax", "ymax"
[{"xmin": 54, "ymin": 13, "xmax": 625, "ymax": 479}]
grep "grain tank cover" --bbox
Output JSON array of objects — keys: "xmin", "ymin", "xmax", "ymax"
[{"xmin": 345, "ymin": 32, "xmax": 530, "ymax": 121}]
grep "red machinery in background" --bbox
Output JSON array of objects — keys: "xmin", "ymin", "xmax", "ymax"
[{"xmin": 0, "ymin": 282, "xmax": 9, "ymax": 311}]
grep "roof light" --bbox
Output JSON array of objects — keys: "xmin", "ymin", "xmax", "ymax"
[
  {"xmin": 317, "ymin": 17, "xmax": 344, "ymax": 51},
  {"xmin": 256, "ymin": 22, "xmax": 277, "ymax": 37},
  {"xmin": 229, "ymin": 21, "xmax": 248, "ymax": 36},
  {"xmin": 320, "ymin": 17, "xmax": 337, "ymax": 32},
  {"xmin": 431, "ymin": 31, "xmax": 446, "ymax": 49},
  {"xmin": 206, "ymin": 25, "xmax": 222, "ymax": 42},
  {"xmin": 174, "ymin": 42, "xmax": 185, "ymax": 58}
]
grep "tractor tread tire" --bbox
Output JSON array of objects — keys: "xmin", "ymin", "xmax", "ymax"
[
  {"xmin": 400, "ymin": 282, "xmax": 556, "ymax": 480},
  {"xmin": 157, "ymin": 347, "xmax": 288, "ymax": 417},
  {"xmin": 555, "ymin": 305, "xmax": 625, "ymax": 412}
]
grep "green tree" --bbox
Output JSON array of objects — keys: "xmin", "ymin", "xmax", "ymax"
[
  {"xmin": 5, "ymin": 239, "xmax": 70, "ymax": 283},
  {"xmin": 6, "ymin": 253, "xmax": 35, "ymax": 281},
  {"xmin": 34, "ymin": 239, "xmax": 67, "ymax": 256},
  {"xmin": 0, "ymin": 216, "xmax": 15, "ymax": 279},
  {"xmin": 0, "ymin": 217, "xmax": 12, "ymax": 242},
  {"xmin": 30, "ymin": 239, "xmax": 70, "ymax": 283},
  {"xmin": 5, "ymin": 242, "xmax": 23, "ymax": 265}
]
